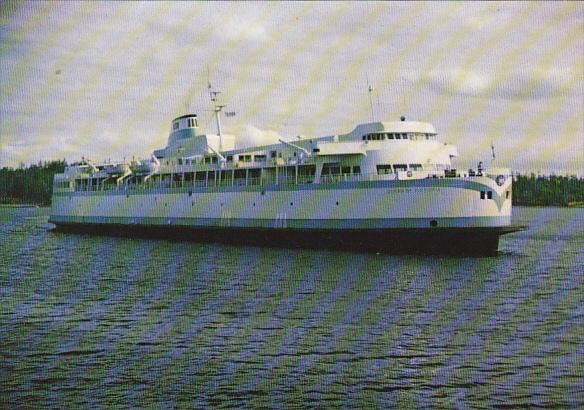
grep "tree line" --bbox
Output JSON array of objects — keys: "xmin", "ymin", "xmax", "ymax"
[
  {"xmin": 0, "ymin": 161, "xmax": 582, "ymax": 207},
  {"xmin": 0, "ymin": 160, "xmax": 66, "ymax": 205},
  {"xmin": 512, "ymin": 173, "xmax": 584, "ymax": 207}
]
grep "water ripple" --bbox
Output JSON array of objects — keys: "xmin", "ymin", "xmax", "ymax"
[{"xmin": 0, "ymin": 206, "xmax": 583, "ymax": 407}]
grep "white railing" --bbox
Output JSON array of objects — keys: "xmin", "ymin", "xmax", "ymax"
[{"xmin": 69, "ymin": 170, "xmax": 473, "ymax": 193}]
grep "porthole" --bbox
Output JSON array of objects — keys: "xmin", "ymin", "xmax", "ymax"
[{"xmin": 430, "ymin": 220, "xmax": 438, "ymax": 227}]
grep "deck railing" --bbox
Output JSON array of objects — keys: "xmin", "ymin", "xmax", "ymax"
[{"xmin": 68, "ymin": 170, "xmax": 460, "ymax": 193}]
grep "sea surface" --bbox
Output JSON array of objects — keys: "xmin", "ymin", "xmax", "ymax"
[{"xmin": 0, "ymin": 206, "xmax": 583, "ymax": 408}]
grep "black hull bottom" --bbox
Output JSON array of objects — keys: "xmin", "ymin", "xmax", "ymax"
[{"xmin": 50, "ymin": 223, "xmax": 525, "ymax": 255}]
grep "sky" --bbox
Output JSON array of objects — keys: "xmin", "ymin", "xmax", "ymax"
[{"xmin": 1, "ymin": 1, "xmax": 583, "ymax": 175}]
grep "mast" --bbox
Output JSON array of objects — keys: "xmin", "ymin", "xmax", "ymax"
[
  {"xmin": 365, "ymin": 74, "xmax": 376, "ymax": 123},
  {"xmin": 208, "ymin": 79, "xmax": 225, "ymax": 141}
]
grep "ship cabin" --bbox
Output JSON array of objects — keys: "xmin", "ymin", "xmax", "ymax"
[{"xmin": 55, "ymin": 116, "xmax": 462, "ymax": 193}]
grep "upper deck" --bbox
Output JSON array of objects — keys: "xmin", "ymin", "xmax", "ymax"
[{"xmin": 53, "ymin": 116, "xmax": 466, "ymax": 194}]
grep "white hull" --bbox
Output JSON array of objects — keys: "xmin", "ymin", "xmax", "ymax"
[{"xmin": 49, "ymin": 176, "xmax": 512, "ymax": 230}]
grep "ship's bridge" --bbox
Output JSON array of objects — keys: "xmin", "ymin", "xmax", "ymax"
[
  {"xmin": 339, "ymin": 120, "xmax": 437, "ymax": 142},
  {"xmin": 154, "ymin": 113, "xmax": 235, "ymax": 160},
  {"xmin": 168, "ymin": 114, "xmax": 199, "ymax": 146}
]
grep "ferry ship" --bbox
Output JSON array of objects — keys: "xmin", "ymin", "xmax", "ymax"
[{"xmin": 49, "ymin": 92, "xmax": 521, "ymax": 254}]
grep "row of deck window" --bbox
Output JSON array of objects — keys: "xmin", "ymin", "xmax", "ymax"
[
  {"xmin": 363, "ymin": 132, "xmax": 435, "ymax": 141},
  {"xmin": 376, "ymin": 164, "xmax": 423, "ymax": 174},
  {"xmin": 179, "ymin": 154, "xmax": 276, "ymax": 166},
  {"xmin": 71, "ymin": 165, "xmax": 321, "ymax": 191},
  {"xmin": 69, "ymin": 163, "xmax": 370, "ymax": 191},
  {"xmin": 321, "ymin": 165, "xmax": 361, "ymax": 176}
]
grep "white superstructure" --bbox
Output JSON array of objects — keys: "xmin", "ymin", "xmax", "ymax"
[{"xmin": 49, "ymin": 93, "xmax": 518, "ymax": 253}]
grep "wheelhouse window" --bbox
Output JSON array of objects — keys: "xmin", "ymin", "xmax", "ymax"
[
  {"xmin": 254, "ymin": 154, "xmax": 266, "ymax": 162},
  {"xmin": 173, "ymin": 122, "xmax": 179, "ymax": 130},
  {"xmin": 352, "ymin": 165, "xmax": 361, "ymax": 175},
  {"xmin": 409, "ymin": 163, "xmax": 422, "ymax": 171},
  {"xmin": 393, "ymin": 164, "xmax": 407, "ymax": 172},
  {"xmin": 364, "ymin": 133, "xmax": 389, "ymax": 141}
]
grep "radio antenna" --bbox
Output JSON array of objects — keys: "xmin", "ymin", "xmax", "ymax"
[
  {"xmin": 367, "ymin": 75, "xmax": 375, "ymax": 123},
  {"xmin": 491, "ymin": 142, "xmax": 496, "ymax": 164}
]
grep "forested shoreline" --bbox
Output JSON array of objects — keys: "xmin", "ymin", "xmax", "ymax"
[
  {"xmin": 512, "ymin": 173, "xmax": 584, "ymax": 207},
  {"xmin": 0, "ymin": 161, "xmax": 583, "ymax": 207},
  {"xmin": 0, "ymin": 161, "xmax": 66, "ymax": 206}
]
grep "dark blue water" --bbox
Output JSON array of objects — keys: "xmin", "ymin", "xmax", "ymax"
[{"xmin": 1, "ymin": 206, "xmax": 583, "ymax": 408}]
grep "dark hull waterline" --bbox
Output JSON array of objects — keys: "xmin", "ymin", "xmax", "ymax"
[{"xmin": 50, "ymin": 223, "xmax": 526, "ymax": 256}]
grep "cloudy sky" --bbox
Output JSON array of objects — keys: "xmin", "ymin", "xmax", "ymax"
[{"xmin": 1, "ymin": 1, "xmax": 583, "ymax": 174}]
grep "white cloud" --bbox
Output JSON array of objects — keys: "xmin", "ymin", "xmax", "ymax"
[
  {"xmin": 218, "ymin": 17, "xmax": 267, "ymax": 42},
  {"xmin": 234, "ymin": 125, "xmax": 282, "ymax": 149},
  {"xmin": 422, "ymin": 67, "xmax": 578, "ymax": 99}
]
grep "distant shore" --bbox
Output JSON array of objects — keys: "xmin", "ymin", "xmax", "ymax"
[{"xmin": 0, "ymin": 203, "xmax": 42, "ymax": 208}]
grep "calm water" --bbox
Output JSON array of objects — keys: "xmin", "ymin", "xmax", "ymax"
[{"xmin": 0, "ymin": 206, "xmax": 583, "ymax": 408}]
